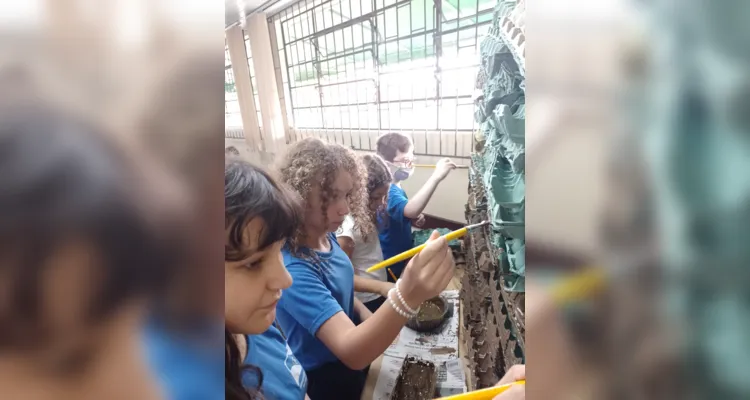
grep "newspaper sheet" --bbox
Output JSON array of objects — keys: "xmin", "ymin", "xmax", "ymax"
[{"xmin": 372, "ymin": 290, "xmax": 466, "ymax": 400}]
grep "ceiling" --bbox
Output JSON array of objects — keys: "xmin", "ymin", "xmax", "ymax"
[{"xmin": 224, "ymin": 0, "xmax": 267, "ymax": 27}]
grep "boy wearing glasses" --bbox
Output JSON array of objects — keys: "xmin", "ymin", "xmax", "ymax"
[{"xmin": 375, "ymin": 132, "xmax": 457, "ymax": 281}]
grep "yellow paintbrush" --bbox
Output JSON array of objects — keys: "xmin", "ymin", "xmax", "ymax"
[
  {"xmin": 366, "ymin": 212, "xmax": 604, "ymax": 302},
  {"xmin": 366, "ymin": 221, "xmax": 489, "ymax": 273},
  {"xmin": 436, "ymin": 380, "xmax": 525, "ymax": 400},
  {"xmin": 550, "ymin": 267, "xmax": 606, "ymax": 304},
  {"xmin": 415, "ymin": 164, "xmax": 470, "ymax": 169}
]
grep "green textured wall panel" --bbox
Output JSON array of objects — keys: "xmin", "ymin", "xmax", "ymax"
[
  {"xmin": 472, "ymin": 0, "xmax": 525, "ymax": 293},
  {"xmin": 484, "ymin": 155, "xmax": 524, "ymax": 205},
  {"xmin": 490, "ymin": 103, "xmax": 525, "ymax": 147}
]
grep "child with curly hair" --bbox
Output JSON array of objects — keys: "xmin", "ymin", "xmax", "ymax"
[
  {"xmin": 336, "ymin": 154, "xmax": 395, "ymax": 313},
  {"xmin": 276, "ymin": 138, "xmax": 456, "ymax": 400}
]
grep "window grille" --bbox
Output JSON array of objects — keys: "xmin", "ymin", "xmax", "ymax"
[
  {"xmin": 271, "ymin": 0, "xmax": 495, "ymax": 157},
  {"xmin": 225, "ymin": 42, "xmax": 244, "ymax": 131}
]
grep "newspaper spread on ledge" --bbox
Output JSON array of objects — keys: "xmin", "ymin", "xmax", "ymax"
[{"xmin": 372, "ymin": 290, "xmax": 466, "ymax": 400}]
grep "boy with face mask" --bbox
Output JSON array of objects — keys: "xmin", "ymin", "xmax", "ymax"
[{"xmin": 375, "ymin": 133, "xmax": 457, "ymax": 281}]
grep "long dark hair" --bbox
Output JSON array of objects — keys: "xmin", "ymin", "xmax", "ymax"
[
  {"xmin": 225, "ymin": 330, "xmax": 263, "ymax": 400},
  {"xmin": 224, "ymin": 160, "xmax": 302, "ymax": 400}
]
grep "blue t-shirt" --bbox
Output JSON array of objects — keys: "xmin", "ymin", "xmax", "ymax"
[
  {"xmin": 378, "ymin": 184, "xmax": 413, "ymax": 276},
  {"xmin": 143, "ymin": 319, "xmax": 224, "ymax": 400},
  {"xmin": 276, "ymin": 234, "xmax": 355, "ymax": 370},
  {"xmin": 244, "ymin": 324, "xmax": 308, "ymax": 400}
]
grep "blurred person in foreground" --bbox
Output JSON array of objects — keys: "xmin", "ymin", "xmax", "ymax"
[
  {"xmin": 137, "ymin": 54, "xmax": 226, "ymax": 400},
  {"xmin": 0, "ymin": 102, "xmax": 184, "ymax": 399},
  {"xmin": 489, "ymin": 280, "xmax": 576, "ymax": 400}
]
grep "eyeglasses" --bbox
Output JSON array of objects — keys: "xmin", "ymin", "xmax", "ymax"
[{"xmin": 392, "ymin": 157, "xmax": 415, "ymax": 167}]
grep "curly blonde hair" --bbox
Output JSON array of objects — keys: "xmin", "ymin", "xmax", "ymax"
[{"xmin": 277, "ymin": 138, "xmax": 373, "ymax": 257}]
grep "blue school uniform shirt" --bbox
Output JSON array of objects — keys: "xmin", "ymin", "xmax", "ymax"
[
  {"xmin": 378, "ymin": 184, "xmax": 413, "ymax": 277},
  {"xmin": 244, "ymin": 324, "xmax": 308, "ymax": 400},
  {"xmin": 143, "ymin": 318, "xmax": 224, "ymax": 400},
  {"xmin": 276, "ymin": 234, "xmax": 355, "ymax": 371}
]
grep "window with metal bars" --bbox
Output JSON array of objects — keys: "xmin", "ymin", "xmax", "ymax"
[
  {"xmin": 244, "ymin": 33, "xmax": 264, "ymax": 130},
  {"xmin": 270, "ymin": 0, "xmax": 494, "ymax": 157},
  {"xmin": 225, "ymin": 43, "xmax": 243, "ymax": 130}
]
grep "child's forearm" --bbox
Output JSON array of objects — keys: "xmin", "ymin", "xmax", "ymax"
[
  {"xmin": 354, "ymin": 275, "xmax": 390, "ymax": 296},
  {"xmin": 353, "ymin": 298, "xmax": 373, "ymax": 321},
  {"xmin": 403, "ymin": 175, "xmax": 441, "ymax": 219},
  {"xmin": 317, "ymin": 293, "xmax": 416, "ymax": 370}
]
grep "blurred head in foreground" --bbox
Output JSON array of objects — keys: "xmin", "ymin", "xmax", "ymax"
[
  {"xmin": 134, "ymin": 52, "xmax": 226, "ymax": 400},
  {"xmin": 138, "ymin": 52, "xmax": 225, "ymax": 326},
  {"xmin": 0, "ymin": 102, "xmax": 182, "ymax": 399}
]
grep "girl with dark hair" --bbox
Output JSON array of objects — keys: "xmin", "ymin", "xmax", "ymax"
[
  {"xmin": 336, "ymin": 154, "xmax": 395, "ymax": 312},
  {"xmin": 275, "ymin": 138, "xmax": 456, "ymax": 399},
  {"xmin": 224, "ymin": 159, "xmax": 309, "ymax": 400}
]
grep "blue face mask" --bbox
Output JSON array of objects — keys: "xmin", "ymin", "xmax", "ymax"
[{"xmin": 388, "ymin": 162, "xmax": 414, "ymax": 181}]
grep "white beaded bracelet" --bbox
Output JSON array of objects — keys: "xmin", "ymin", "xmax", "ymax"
[
  {"xmin": 395, "ymin": 280, "xmax": 420, "ymax": 315},
  {"xmin": 387, "ymin": 288, "xmax": 415, "ymax": 319}
]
